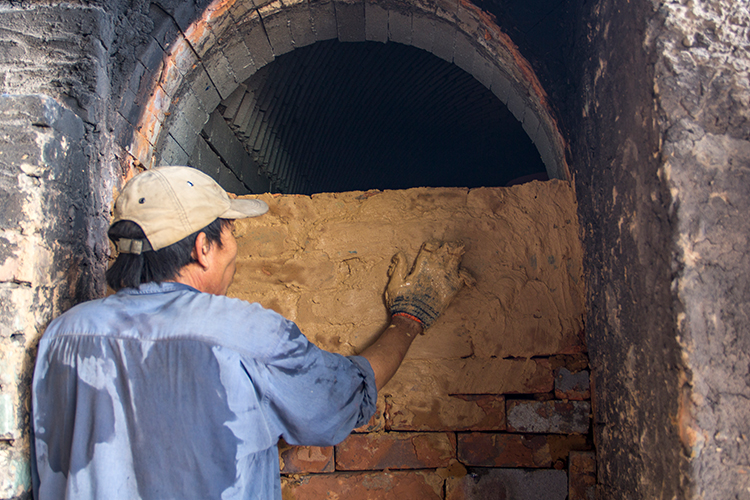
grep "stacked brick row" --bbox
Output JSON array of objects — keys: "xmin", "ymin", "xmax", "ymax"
[
  {"xmin": 280, "ymin": 365, "xmax": 594, "ymax": 499},
  {"xmin": 230, "ymin": 182, "xmax": 594, "ymax": 499},
  {"xmin": 218, "ymin": 66, "xmax": 304, "ymax": 194}
]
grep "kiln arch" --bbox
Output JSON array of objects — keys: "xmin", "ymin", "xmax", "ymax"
[{"xmin": 128, "ymin": 0, "xmax": 569, "ymax": 191}]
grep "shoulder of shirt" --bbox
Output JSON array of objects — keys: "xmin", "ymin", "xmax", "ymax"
[{"xmin": 42, "ymin": 285, "xmax": 295, "ymax": 352}]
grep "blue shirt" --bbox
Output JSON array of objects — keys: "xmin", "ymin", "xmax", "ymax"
[{"xmin": 31, "ymin": 282, "xmax": 377, "ymax": 499}]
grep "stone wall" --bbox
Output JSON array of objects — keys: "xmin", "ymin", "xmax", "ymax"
[
  {"xmin": 0, "ymin": 96, "xmax": 112, "ymax": 498},
  {"xmin": 570, "ymin": 0, "xmax": 689, "ymax": 496},
  {"xmin": 654, "ymin": 0, "xmax": 750, "ymax": 497},
  {"xmin": 229, "ymin": 181, "xmax": 595, "ymax": 499},
  {"xmin": 571, "ymin": 0, "xmax": 750, "ymax": 498},
  {"xmin": 0, "ymin": 5, "xmax": 121, "ymax": 497}
]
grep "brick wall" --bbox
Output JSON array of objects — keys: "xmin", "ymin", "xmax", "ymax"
[{"xmin": 229, "ymin": 181, "xmax": 594, "ymax": 499}]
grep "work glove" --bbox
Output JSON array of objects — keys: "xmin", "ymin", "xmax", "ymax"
[{"xmin": 385, "ymin": 240, "xmax": 474, "ymax": 330}]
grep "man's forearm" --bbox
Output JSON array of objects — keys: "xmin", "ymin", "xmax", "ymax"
[{"xmin": 361, "ymin": 315, "xmax": 423, "ymax": 390}]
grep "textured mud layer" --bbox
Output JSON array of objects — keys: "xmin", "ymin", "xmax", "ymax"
[{"xmin": 230, "ymin": 180, "xmax": 584, "ymax": 429}]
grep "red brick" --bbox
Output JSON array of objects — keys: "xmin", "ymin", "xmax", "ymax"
[
  {"xmin": 444, "ymin": 358, "xmax": 554, "ymax": 394},
  {"xmin": 547, "ymin": 434, "xmax": 592, "ymax": 462},
  {"xmin": 386, "ymin": 394, "xmax": 505, "ymax": 432},
  {"xmin": 279, "ymin": 442, "xmax": 333, "ymax": 474},
  {"xmin": 127, "ymin": 128, "xmax": 154, "ymax": 168},
  {"xmin": 506, "ymin": 400, "xmax": 590, "ymax": 434},
  {"xmin": 457, "ymin": 433, "xmax": 552, "ymax": 468},
  {"xmin": 336, "ymin": 432, "xmax": 455, "ymax": 470},
  {"xmin": 386, "ymin": 356, "xmax": 553, "ymax": 396},
  {"xmin": 569, "ymin": 451, "xmax": 596, "ymax": 500},
  {"xmin": 282, "ymin": 470, "xmax": 444, "ymax": 499}
]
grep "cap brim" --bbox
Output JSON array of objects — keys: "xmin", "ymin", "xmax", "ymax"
[{"xmin": 222, "ymin": 198, "xmax": 269, "ymax": 219}]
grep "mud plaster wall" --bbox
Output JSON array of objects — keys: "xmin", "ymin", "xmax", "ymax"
[
  {"xmin": 228, "ymin": 181, "xmax": 592, "ymax": 497},
  {"xmin": 571, "ymin": 0, "xmax": 750, "ymax": 498}
]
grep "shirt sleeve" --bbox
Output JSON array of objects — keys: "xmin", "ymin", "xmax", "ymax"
[{"xmin": 251, "ymin": 319, "xmax": 378, "ymax": 447}]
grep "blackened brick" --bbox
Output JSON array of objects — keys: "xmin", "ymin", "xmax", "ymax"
[
  {"xmin": 506, "ymin": 400, "xmax": 590, "ymax": 434},
  {"xmin": 446, "ymin": 468, "xmax": 567, "ymax": 500},
  {"xmin": 457, "ymin": 433, "xmax": 552, "ymax": 468},
  {"xmin": 555, "ymin": 368, "xmax": 591, "ymax": 400},
  {"xmin": 569, "ymin": 451, "xmax": 596, "ymax": 500}
]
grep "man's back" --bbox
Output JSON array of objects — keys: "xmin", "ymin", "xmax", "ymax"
[
  {"xmin": 30, "ymin": 167, "xmax": 466, "ymax": 499},
  {"xmin": 32, "ymin": 281, "xmax": 376, "ymax": 500}
]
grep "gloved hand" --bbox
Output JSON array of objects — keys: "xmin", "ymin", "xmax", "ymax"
[{"xmin": 385, "ymin": 240, "xmax": 474, "ymax": 330}]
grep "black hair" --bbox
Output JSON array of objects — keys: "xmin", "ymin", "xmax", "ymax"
[{"xmin": 106, "ymin": 218, "xmax": 230, "ymax": 291}]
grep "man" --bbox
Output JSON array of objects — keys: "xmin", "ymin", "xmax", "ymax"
[{"xmin": 31, "ymin": 166, "xmax": 469, "ymax": 499}]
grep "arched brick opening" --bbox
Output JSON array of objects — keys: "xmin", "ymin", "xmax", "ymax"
[
  {"xmin": 118, "ymin": 1, "xmax": 589, "ymax": 497},
  {"xmin": 192, "ymin": 39, "xmax": 551, "ymax": 194},
  {"xmin": 125, "ymin": 0, "xmax": 570, "ymax": 189}
]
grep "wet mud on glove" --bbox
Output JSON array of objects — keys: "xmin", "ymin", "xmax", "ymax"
[{"xmin": 385, "ymin": 240, "xmax": 475, "ymax": 330}]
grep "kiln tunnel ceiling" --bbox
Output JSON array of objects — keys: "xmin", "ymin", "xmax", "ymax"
[{"xmin": 207, "ymin": 40, "xmax": 547, "ymax": 195}]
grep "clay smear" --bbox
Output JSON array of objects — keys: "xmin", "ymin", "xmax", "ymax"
[{"xmin": 230, "ymin": 181, "xmax": 584, "ymax": 429}]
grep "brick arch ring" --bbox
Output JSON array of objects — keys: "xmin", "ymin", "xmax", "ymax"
[{"xmin": 128, "ymin": 0, "xmax": 570, "ymax": 183}]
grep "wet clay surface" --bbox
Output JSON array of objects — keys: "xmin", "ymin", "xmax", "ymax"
[{"xmin": 230, "ymin": 181, "xmax": 584, "ymax": 429}]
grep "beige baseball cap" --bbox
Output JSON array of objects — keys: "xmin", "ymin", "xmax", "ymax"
[{"xmin": 112, "ymin": 166, "xmax": 268, "ymax": 252}]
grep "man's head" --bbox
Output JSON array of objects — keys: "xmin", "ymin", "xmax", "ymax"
[{"xmin": 106, "ymin": 166, "xmax": 268, "ymax": 292}]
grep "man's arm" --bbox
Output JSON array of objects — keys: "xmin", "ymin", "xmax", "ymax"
[
  {"xmin": 361, "ymin": 240, "xmax": 473, "ymax": 391},
  {"xmin": 361, "ymin": 315, "xmax": 423, "ymax": 390}
]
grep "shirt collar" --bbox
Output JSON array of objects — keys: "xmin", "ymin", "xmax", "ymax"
[{"xmin": 121, "ymin": 281, "xmax": 199, "ymax": 295}]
